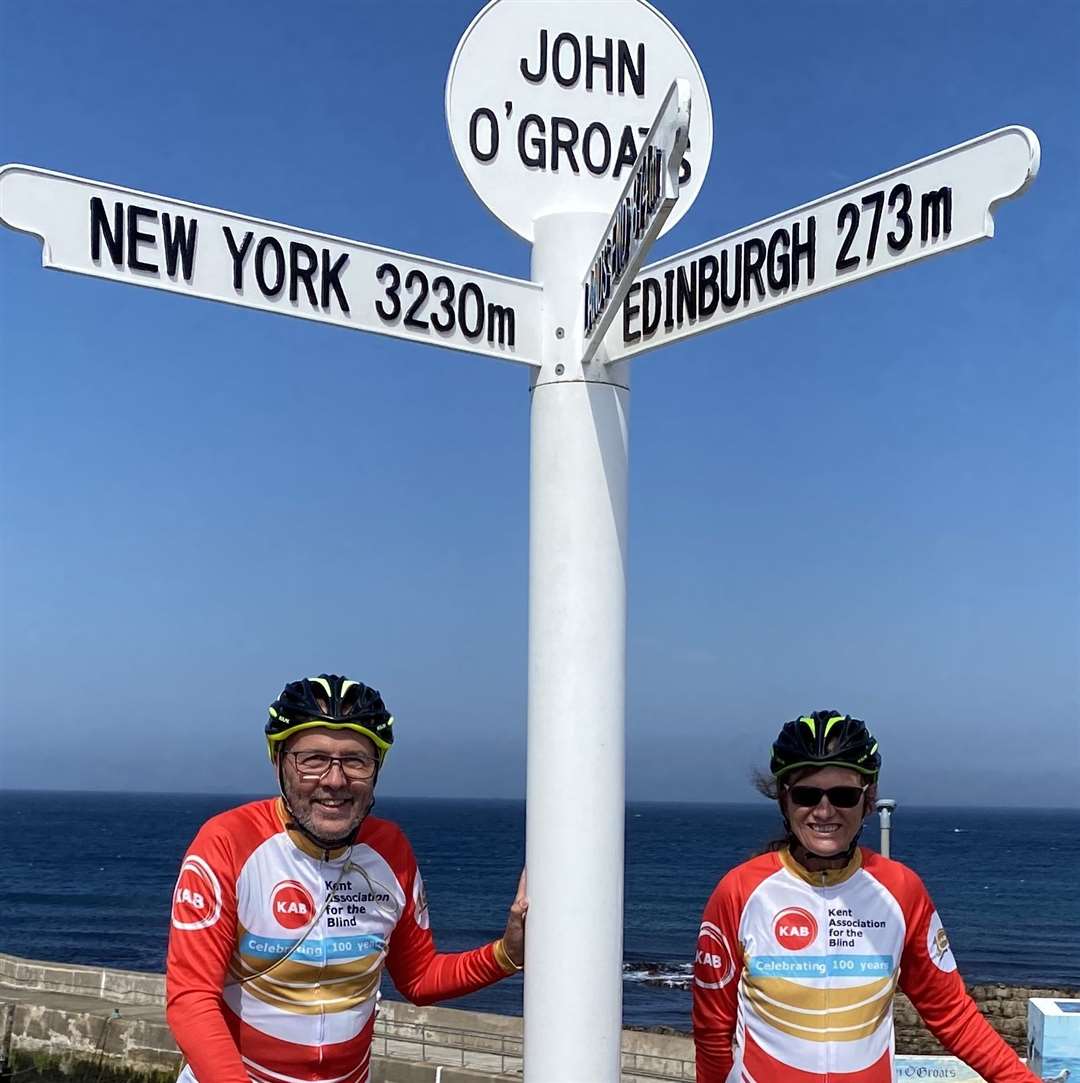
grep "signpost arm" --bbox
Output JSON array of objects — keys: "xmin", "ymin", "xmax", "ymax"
[
  {"xmin": 526, "ymin": 211, "xmax": 630, "ymax": 1083},
  {"xmin": 0, "ymin": 164, "xmax": 543, "ymax": 367},
  {"xmin": 579, "ymin": 79, "xmax": 691, "ymax": 365},
  {"xmin": 605, "ymin": 125, "xmax": 1040, "ymax": 361}
]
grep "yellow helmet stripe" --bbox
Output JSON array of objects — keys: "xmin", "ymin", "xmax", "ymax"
[
  {"xmin": 823, "ymin": 714, "xmax": 845, "ymax": 742},
  {"xmin": 265, "ymin": 718, "xmax": 394, "ymax": 762},
  {"xmin": 307, "ymin": 676, "xmax": 333, "ymax": 699}
]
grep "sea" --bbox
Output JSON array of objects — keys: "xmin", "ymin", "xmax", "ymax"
[{"xmin": 0, "ymin": 792, "xmax": 1077, "ymax": 1030}]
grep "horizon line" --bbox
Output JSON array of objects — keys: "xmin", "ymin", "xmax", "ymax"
[{"xmin": 1, "ymin": 787, "xmax": 1077, "ymax": 812}]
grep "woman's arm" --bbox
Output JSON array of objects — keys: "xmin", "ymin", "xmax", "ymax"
[
  {"xmin": 692, "ymin": 876, "xmax": 743, "ymax": 1082},
  {"xmin": 898, "ymin": 871, "xmax": 1038, "ymax": 1083}
]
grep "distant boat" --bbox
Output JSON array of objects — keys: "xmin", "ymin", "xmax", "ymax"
[{"xmin": 1043, "ymin": 1068, "xmax": 1069, "ymax": 1082}]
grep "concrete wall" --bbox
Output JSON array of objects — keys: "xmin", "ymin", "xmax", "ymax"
[
  {"xmin": 371, "ymin": 1065, "xmax": 512, "ymax": 1083},
  {"xmin": 0, "ymin": 954, "xmax": 165, "ymax": 1007},
  {"xmin": 0, "ymin": 952, "xmax": 695, "ymax": 1081},
  {"xmin": 1, "ymin": 1000, "xmax": 180, "ymax": 1081},
  {"xmin": 373, "ymin": 998, "xmax": 695, "ymax": 1081},
  {"xmin": 3, "ymin": 953, "xmax": 1071, "ymax": 1079},
  {"xmin": 895, "ymin": 983, "xmax": 1079, "ymax": 1056}
]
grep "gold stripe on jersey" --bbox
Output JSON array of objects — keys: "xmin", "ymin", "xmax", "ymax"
[
  {"xmin": 233, "ymin": 949, "xmax": 384, "ymax": 986},
  {"xmin": 748, "ymin": 1000, "xmax": 893, "ymax": 1043},
  {"xmin": 228, "ymin": 923, "xmax": 386, "ymax": 1015},
  {"xmin": 229, "ymin": 962, "xmax": 383, "ymax": 1014},
  {"xmin": 744, "ymin": 974, "xmax": 895, "ymax": 1043},
  {"xmin": 745, "ymin": 972, "xmax": 895, "ymax": 1010},
  {"xmin": 745, "ymin": 984, "xmax": 895, "ymax": 1030}
]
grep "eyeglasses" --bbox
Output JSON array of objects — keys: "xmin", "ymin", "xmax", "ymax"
[
  {"xmin": 786, "ymin": 784, "xmax": 868, "ymax": 809},
  {"xmin": 287, "ymin": 751, "xmax": 378, "ymax": 781}
]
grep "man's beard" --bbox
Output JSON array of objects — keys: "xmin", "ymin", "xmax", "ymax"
[{"xmin": 283, "ymin": 779, "xmax": 369, "ymax": 847}]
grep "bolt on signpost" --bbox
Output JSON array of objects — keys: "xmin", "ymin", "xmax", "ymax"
[{"xmin": 0, "ymin": 0, "xmax": 1039, "ymax": 1078}]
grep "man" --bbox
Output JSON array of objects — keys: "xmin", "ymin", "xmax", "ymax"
[{"xmin": 167, "ymin": 673, "xmax": 527, "ymax": 1083}]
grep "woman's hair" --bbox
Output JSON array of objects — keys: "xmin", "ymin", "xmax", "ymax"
[{"xmin": 752, "ymin": 767, "xmax": 792, "ymax": 854}]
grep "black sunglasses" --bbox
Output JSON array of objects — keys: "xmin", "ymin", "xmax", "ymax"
[{"xmin": 786, "ymin": 784, "xmax": 868, "ymax": 809}]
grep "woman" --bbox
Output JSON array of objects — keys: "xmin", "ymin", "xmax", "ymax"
[{"xmin": 692, "ymin": 710, "xmax": 1038, "ymax": 1082}]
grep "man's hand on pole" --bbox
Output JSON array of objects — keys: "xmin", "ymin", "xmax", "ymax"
[{"xmin": 500, "ymin": 869, "xmax": 528, "ymax": 969}]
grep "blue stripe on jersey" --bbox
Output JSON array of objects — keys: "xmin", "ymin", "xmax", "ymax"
[
  {"xmin": 748, "ymin": 955, "xmax": 893, "ymax": 978},
  {"xmin": 240, "ymin": 932, "xmax": 387, "ymax": 962}
]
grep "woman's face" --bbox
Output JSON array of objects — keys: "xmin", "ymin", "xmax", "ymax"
[{"xmin": 781, "ymin": 765, "xmax": 873, "ymax": 860}]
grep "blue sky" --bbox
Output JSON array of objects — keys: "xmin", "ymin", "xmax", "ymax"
[{"xmin": 1, "ymin": 1, "xmax": 1076, "ymax": 806}]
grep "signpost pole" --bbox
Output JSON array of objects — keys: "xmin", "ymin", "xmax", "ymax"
[{"xmin": 526, "ymin": 211, "xmax": 630, "ymax": 1082}]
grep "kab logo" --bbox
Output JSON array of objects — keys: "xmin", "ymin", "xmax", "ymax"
[
  {"xmin": 773, "ymin": 907, "xmax": 817, "ymax": 950},
  {"xmin": 171, "ymin": 856, "xmax": 223, "ymax": 932},
  {"xmin": 694, "ymin": 921, "xmax": 736, "ymax": 990},
  {"xmin": 271, "ymin": 880, "xmax": 316, "ymax": 930}
]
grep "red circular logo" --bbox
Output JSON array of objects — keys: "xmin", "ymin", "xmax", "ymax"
[
  {"xmin": 695, "ymin": 921, "xmax": 736, "ymax": 989},
  {"xmin": 773, "ymin": 907, "xmax": 817, "ymax": 950},
  {"xmin": 271, "ymin": 880, "xmax": 316, "ymax": 929}
]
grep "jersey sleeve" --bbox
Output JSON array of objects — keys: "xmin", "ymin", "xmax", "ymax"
[
  {"xmin": 166, "ymin": 820, "xmax": 249, "ymax": 1083},
  {"xmin": 692, "ymin": 871, "xmax": 744, "ymax": 1083},
  {"xmin": 385, "ymin": 839, "xmax": 514, "ymax": 1006},
  {"xmin": 897, "ymin": 869, "xmax": 1038, "ymax": 1083}
]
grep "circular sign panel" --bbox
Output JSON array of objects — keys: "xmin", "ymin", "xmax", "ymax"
[{"xmin": 446, "ymin": 0, "xmax": 712, "ymax": 242}]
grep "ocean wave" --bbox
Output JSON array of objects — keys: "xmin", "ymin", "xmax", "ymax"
[{"xmin": 623, "ymin": 961, "xmax": 693, "ymax": 989}]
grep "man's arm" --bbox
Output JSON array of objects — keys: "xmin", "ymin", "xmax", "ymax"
[
  {"xmin": 386, "ymin": 855, "xmax": 526, "ymax": 1005},
  {"xmin": 692, "ymin": 875, "xmax": 743, "ymax": 1083},
  {"xmin": 166, "ymin": 826, "xmax": 249, "ymax": 1083},
  {"xmin": 898, "ymin": 870, "xmax": 1038, "ymax": 1083}
]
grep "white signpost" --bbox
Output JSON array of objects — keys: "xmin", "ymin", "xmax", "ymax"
[
  {"xmin": 0, "ymin": 165, "xmax": 543, "ymax": 365},
  {"xmin": 0, "ymin": 0, "xmax": 1040, "ymax": 1079}
]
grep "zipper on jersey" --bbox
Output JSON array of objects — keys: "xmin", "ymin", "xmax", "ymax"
[
  {"xmin": 317, "ymin": 849, "xmax": 331, "ymax": 1064},
  {"xmin": 820, "ymin": 870, "xmax": 833, "ymax": 1083}
]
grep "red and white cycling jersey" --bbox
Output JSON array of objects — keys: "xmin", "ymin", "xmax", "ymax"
[
  {"xmin": 692, "ymin": 847, "xmax": 1037, "ymax": 1083},
  {"xmin": 167, "ymin": 799, "xmax": 513, "ymax": 1083}
]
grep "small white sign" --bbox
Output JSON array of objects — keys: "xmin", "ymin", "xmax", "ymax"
[
  {"xmin": 0, "ymin": 165, "xmax": 543, "ymax": 366},
  {"xmin": 894, "ymin": 1055, "xmax": 989, "ymax": 1081},
  {"xmin": 445, "ymin": 0, "xmax": 712, "ymax": 242},
  {"xmin": 580, "ymin": 79, "xmax": 690, "ymax": 365},
  {"xmin": 606, "ymin": 126, "xmax": 1040, "ymax": 361}
]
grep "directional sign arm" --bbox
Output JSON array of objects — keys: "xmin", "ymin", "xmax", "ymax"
[
  {"xmin": 0, "ymin": 164, "xmax": 543, "ymax": 366},
  {"xmin": 606, "ymin": 125, "xmax": 1040, "ymax": 362},
  {"xmin": 579, "ymin": 79, "xmax": 690, "ymax": 365}
]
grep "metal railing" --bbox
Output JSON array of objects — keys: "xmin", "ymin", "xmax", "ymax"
[
  {"xmin": 371, "ymin": 1015, "xmax": 696, "ymax": 1081},
  {"xmin": 372, "ymin": 1016, "xmax": 522, "ymax": 1075}
]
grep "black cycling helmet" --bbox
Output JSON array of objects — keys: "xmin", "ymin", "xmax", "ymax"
[
  {"xmin": 265, "ymin": 674, "xmax": 394, "ymax": 764},
  {"xmin": 770, "ymin": 710, "xmax": 880, "ymax": 782}
]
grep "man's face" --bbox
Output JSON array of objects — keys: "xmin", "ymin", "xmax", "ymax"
[{"xmin": 279, "ymin": 727, "xmax": 378, "ymax": 845}]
